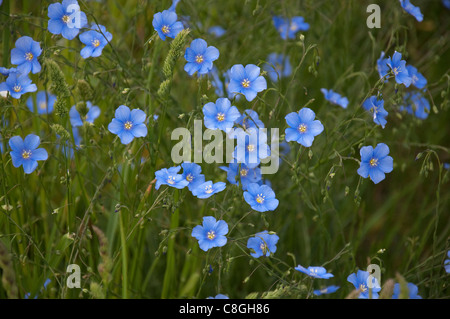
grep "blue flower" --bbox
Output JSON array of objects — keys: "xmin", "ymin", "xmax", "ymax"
[
  {"xmin": 152, "ymin": 10, "xmax": 184, "ymax": 41},
  {"xmin": 79, "ymin": 23, "xmax": 113, "ymax": 58},
  {"xmin": 285, "ymin": 107, "xmax": 324, "ymax": 147},
  {"xmin": 228, "ymin": 64, "xmax": 267, "ymax": 102},
  {"xmin": 272, "ymin": 16, "xmax": 309, "ymax": 40},
  {"xmin": 0, "ymin": 72, "xmax": 37, "ymax": 99},
  {"xmin": 406, "ymin": 65, "xmax": 427, "ymax": 89},
  {"xmin": 0, "ymin": 67, "xmax": 17, "ymax": 76},
  {"xmin": 264, "ymin": 53, "xmax": 292, "ymax": 82},
  {"xmin": 295, "ymin": 265, "xmax": 334, "ymax": 279},
  {"xmin": 246, "ymin": 231, "xmax": 279, "ymax": 258},
  {"xmin": 184, "ymin": 38, "xmax": 219, "ymax": 76},
  {"xmin": 208, "ymin": 26, "xmax": 226, "ymax": 37},
  {"xmin": 26, "ymin": 91, "xmax": 56, "ymax": 115},
  {"xmin": 377, "ymin": 51, "xmax": 390, "ymax": 81},
  {"xmin": 444, "ymin": 0, "xmax": 450, "ymax": 10},
  {"xmin": 203, "ymin": 97, "xmax": 240, "ymax": 132},
  {"xmin": 313, "ymin": 285, "xmax": 340, "ymax": 296},
  {"xmin": 357, "ymin": 143, "xmax": 394, "ymax": 184},
  {"xmin": 220, "ymin": 163, "xmax": 261, "ymax": 190},
  {"xmin": 181, "ymin": 162, "xmax": 205, "ymax": 192},
  {"xmin": 9, "ymin": 134, "xmax": 48, "ymax": 174},
  {"xmin": 168, "ymin": 0, "xmax": 181, "ymax": 12},
  {"xmin": 444, "ymin": 251, "xmax": 450, "ymax": 273},
  {"xmin": 207, "ymin": 294, "xmax": 229, "ymax": 299},
  {"xmin": 47, "ymin": 0, "xmax": 88, "ymax": 40},
  {"xmin": 243, "ymin": 183, "xmax": 279, "ymax": 212},
  {"xmin": 184, "ymin": 39, "xmax": 219, "ymax": 75},
  {"xmin": 321, "ymin": 88, "xmax": 349, "ymax": 109},
  {"xmin": 25, "ymin": 279, "xmax": 51, "ymax": 299},
  {"xmin": 236, "ymin": 109, "xmax": 265, "ymax": 130},
  {"xmin": 155, "ymin": 166, "xmax": 189, "ymax": 190},
  {"xmin": 392, "ymin": 283, "xmax": 422, "ymax": 299},
  {"xmin": 191, "ymin": 181, "xmax": 226, "ymax": 199},
  {"xmin": 70, "ymin": 101, "xmax": 101, "ymax": 127},
  {"xmin": 232, "ymin": 128, "xmax": 270, "ymax": 169},
  {"xmin": 387, "ymin": 51, "xmax": 412, "ymax": 87},
  {"xmin": 108, "ymin": 105, "xmax": 148, "ymax": 144},
  {"xmin": 362, "ymin": 96, "xmax": 388, "ymax": 129},
  {"xmin": 10, "ymin": 36, "xmax": 42, "ymax": 75},
  {"xmin": 347, "ymin": 269, "xmax": 381, "ymax": 299},
  {"xmin": 400, "ymin": 91, "xmax": 430, "ymax": 120},
  {"xmin": 191, "ymin": 216, "xmax": 228, "ymax": 251},
  {"xmin": 399, "ymin": 0, "xmax": 423, "ymax": 22}
]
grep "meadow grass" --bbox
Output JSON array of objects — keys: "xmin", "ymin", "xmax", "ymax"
[{"xmin": 0, "ymin": 0, "xmax": 449, "ymax": 299}]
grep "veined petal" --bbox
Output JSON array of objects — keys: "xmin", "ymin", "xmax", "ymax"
[{"xmin": 24, "ymin": 134, "xmax": 40, "ymax": 150}]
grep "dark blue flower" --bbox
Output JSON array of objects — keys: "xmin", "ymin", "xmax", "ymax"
[
  {"xmin": 357, "ymin": 143, "xmax": 393, "ymax": 184},
  {"xmin": 285, "ymin": 107, "xmax": 324, "ymax": 147},
  {"xmin": 321, "ymin": 88, "xmax": 349, "ymax": 109},
  {"xmin": 392, "ymin": 282, "xmax": 422, "ymax": 299},
  {"xmin": 203, "ymin": 97, "xmax": 240, "ymax": 132},
  {"xmin": 191, "ymin": 181, "xmax": 226, "ymax": 199},
  {"xmin": 228, "ymin": 64, "xmax": 267, "ymax": 102},
  {"xmin": 362, "ymin": 96, "xmax": 388, "ymax": 128},
  {"xmin": 235, "ymin": 109, "xmax": 265, "ymax": 130},
  {"xmin": 26, "ymin": 91, "xmax": 56, "ymax": 115},
  {"xmin": 155, "ymin": 166, "xmax": 189, "ymax": 190},
  {"xmin": 79, "ymin": 23, "xmax": 113, "ymax": 58},
  {"xmin": 377, "ymin": 51, "xmax": 390, "ymax": 81},
  {"xmin": 70, "ymin": 101, "xmax": 101, "ymax": 127},
  {"xmin": 0, "ymin": 71, "xmax": 37, "ymax": 99},
  {"xmin": 208, "ymin": 26, "xmax": 226, "ymax": 37},
  {"xmin": 246, "ymin": 231, "xmax": 279, "ymax": 258},
  {"xmin": 181, "ymin": 162, "xmax": 205, "ymax": 192},
  {"xmin": 406, "ymin": 65, "xmax": 427, "ymax": 89},
  {"xmin": 152, "ymin": 10, "xmax": 184, "ymax": 41},
  {"xmin": 400, "ymin": 91, "xmax": 430, "ymax": 120},
  {"xmin": 295, "ymin": 265, "xmax": 334, "ymax": 279},
  {"xmin": 184, "ymin": 38, "xmax": 219, "ymax": 76},
  {"xmin": 10, "ymin": 36, "xmax": 42, "ymax": 75},
  {"xmin": 347, "ymin": 269, "xmax": 381, "ymax": 299},
  {"xmin": 191, "ymin": 216, "xmax": 228, "ymax": 251},
  {"xmin": 313, "ymin": 285, "xmax": 340, "ymax": 296},
  {"xmin": 387, "ymin": 51, "xmax": 412, "ymax": 87},
  {"xmin": 47, "ymin": 0, "xmax": 88, "ymax": 40},
  {"xmin": 444, "ymin": 251, "xmax": 450, "ymax": 273},
  {"xmin": 243, "ymin": 183, "xmax": 279, "ymax": 212},
  {"xmin": 0, "ymin": 67, "xmax": 17, "ymax": 76},
  {"xmin": 220, "ymin": 163, "xmax": 262, "ymax": 190},
  {"xmin": 399, "ymin": 0, "xmax": 423, "ymax": 22},
  {"xmin": 108, "ymin": 105, "xmax": 147, "ymax": 144},
  {"xmin": 264, "ymin": 53, "xmax": 292, "ymax": 82},
  {"xmin": 272, "ymin": 16, "xmax": 309, "ymax": 40},
  {"xmin": 9, "ymin": 134, "xmax": 48, "ymax": 174},
  {"xmin": 207, "ymin": 294, "xmax": 229, "ymax": 299}
]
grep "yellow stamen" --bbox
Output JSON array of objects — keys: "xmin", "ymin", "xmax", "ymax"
[
  {"xmin": 240, "ymin": 169, "xmax": 248, "ymax": 176},
  {"xmin": 39, "ymin": 102, "xmax": 47, "ymax": 110},
  {"xmin": 216, "ymin": 113, "xmax": 225, "ymax": 122},
  {"xmin": 22, "ymin": 150, "xmax": 32, "ymax": 159},
  {"xmin": 124, "ymin": 121, "xmax": 133, "ymax": 130},
  {"xmin": 62, "ymin": 15, "xmax": 70, "ymax": 23},
  {"xmin": 167, "ymin": 176, "xmax": 175, "ymax": 184},
  {"xmin": 92, "ymin": 39, "xmax": 100, "ymax": 48},
  {"xmin": 13, "ymin": 85, "xmax": 21, "ymax": 93},
  {"xmin": 186, "ymin": 174, "xmax": 193, "ymax": 182},
  {"xmin": 207, "ymin": 231, "xmax": 216, "ymax": 240},
  {"xmin": 205, "ymin": 185, "xmax": 213, "ymax": 194},
  {"xmin": 241, "ymin": 78, "xmax": 250, "ymax": 88},
  {"xmin": 247, "ymin": 144, "xmax": 255, "ymax": 152},
  {"xmin": 370, "ymin": 158, "xmax": 378, "ymax": 167},
  {"xmin": 161, "ymin": 25, "xmax": 170, "ymax": 34},
  {"xmin": 195, "ymin": 54, "xmax": 204, "ymax": 64},
  {"xmin": 298, "ymin": 124, "xmax": 307, "ymax": 133},
  {"xmin": 256, "ymin": 194, "xmax": 265, "ymax": 204},
  {"xmin": 25, "ymin": 52, "xmax": 34, "ymax": 61}
]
